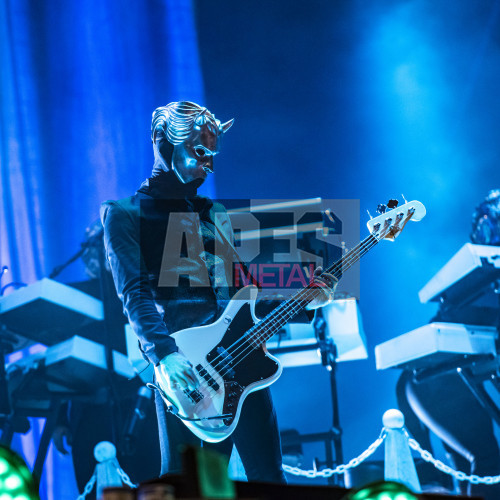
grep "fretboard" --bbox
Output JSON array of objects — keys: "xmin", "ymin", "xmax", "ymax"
[{"xmin": 245, "ymin": 234, "xmax": 379, "ymax": 348}]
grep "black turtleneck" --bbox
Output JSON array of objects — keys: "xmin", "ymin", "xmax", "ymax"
[{"xmin": 137, "ymin": 170, "xmax": 201, "ymax": 200}]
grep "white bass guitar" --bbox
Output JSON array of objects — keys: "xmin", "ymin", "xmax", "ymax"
[{"xmin": 150, "ymin": 199, "xmax": 426, "ymax": 442}]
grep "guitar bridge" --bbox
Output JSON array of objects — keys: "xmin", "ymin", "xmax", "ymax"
[{"xmin": 183, "ymin": 388, "xmax": 204, "ymax": 404}]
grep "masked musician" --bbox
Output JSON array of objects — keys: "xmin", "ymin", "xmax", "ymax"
[{"xmin": 101, "ymin": 101, "xmax": 336, "ymax": 482}]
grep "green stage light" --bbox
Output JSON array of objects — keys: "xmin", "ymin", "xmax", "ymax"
[
  {"xmin": 0, "ymin": 458, "xmax": 9, "ymax": 475},
  {"xmin": 343, "ymin": 481, "xmax": 418, "ymax": 500},
  {"xmin": 0, "ymin": 446, "xmax": 39, "ymax": 500}
]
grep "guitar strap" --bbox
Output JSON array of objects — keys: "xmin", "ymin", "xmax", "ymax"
[{"xmin": 208, "ymin": 206, "xmax": 259, "ymax": 290}]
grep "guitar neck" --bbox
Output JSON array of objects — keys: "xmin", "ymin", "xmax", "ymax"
[{"xmin": 246, "ymin": 234, "xmax": 379, "ymax": 347}]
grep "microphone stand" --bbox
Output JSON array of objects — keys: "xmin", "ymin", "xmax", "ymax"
[
  {"xmin": 278, "ymin": 310, "xmax": 345, "ymax": 486},
  {"xmin": 49, "ymin": 229, "xmax": 103, "ymax": 279},
  {"xmin": 314, "ymin": 309, "xmax": 344, "ymax": 486}
]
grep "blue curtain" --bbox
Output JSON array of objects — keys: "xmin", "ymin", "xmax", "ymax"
[{"xmin": 0, "ymin": 0, "xmax": 208, "ymax": 498}]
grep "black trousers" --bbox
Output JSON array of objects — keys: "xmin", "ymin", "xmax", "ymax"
[{"xmin": 154, "ymin": 387, "xmax": 286, "ymax": 483}]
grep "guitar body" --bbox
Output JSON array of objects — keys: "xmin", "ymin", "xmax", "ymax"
[
  {"xmin": 158, "ymin": 286, "xmax": 282, "ymax": 443},
  {"xmin": 151, "ymin": 199, "xmax": 426, "ymax": 443}
]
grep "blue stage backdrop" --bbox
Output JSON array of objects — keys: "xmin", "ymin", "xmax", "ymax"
[
  {"xmin": 2, "ymin": 0, "xmax": 500, "ymax": 499},
  {"xmin": 0, "ymin": 0, "xmax": 207, "ymax": 498},
  {"xmin": 194, "ymin": 0, "xmax": 500, "ymax": 484}
]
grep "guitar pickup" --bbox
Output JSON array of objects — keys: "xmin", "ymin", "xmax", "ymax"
[
  {"xmin": 196, "ymin": 364, "xmax": 220, "ymax": 391},
  {"xmin": 183, "ymin": 388, "xmax": 204, "ymax": 404}
]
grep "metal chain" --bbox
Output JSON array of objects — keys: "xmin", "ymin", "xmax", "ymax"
[
  {"xmin": 76, "ymin": 471, "xmax": 96, "ymax": 500},
  {"xmin": 75, "ymin": 463, "xmax": 137, "ymax": 499},
  {"xmin": 78, "ymin": 426, "xmax": 500, "ymax": 488},
  {"xmin": 116, "ymin": 463, "xmax": 138, "ymax": 489},
  {"xmin": 406, "ymin": 431, "xmax": 500, "ymax": 485},
  {"xmin": 283, "ymin": 429, "xmax": 387, "ymax": 478}
]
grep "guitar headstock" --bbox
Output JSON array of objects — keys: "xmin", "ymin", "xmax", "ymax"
[{"xmin": 367, "ymin": 199, "xmax": 426, "ymax": 241}]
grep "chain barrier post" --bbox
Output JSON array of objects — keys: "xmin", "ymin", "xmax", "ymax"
[
  {"xmin": 281, "ymin": 408, "xmax": 500, "ymax": 489},
  {"xmin": 76, "ymin": 442, "xmax": 138, "ymax": 499},
  {"xmin": 94, "ymin": 441, "xmax": 127, "ymax": 499},
  {"xmin": 383, "ymin": 409, "xmax": 421, "ymax": 493}
]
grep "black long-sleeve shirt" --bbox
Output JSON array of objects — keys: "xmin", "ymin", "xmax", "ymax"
[
  {"xmin": 101, "ymin": 172, "xmax": 243, "ymax": 364},
  {"xmin": 101, "ymin": 171, "xmax": 313, "ymax": 365}
]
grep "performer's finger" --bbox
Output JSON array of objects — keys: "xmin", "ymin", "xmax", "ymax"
[
  {"xmin": 185, "ymin": 367, "xmax": 200, "ymax": 390},
  {"xmin": 320, "ymin": 272, "xmax": 338, "ymax": 289},
  {"xmin": 313, "ymin": 266, "xmax": 323, "ymax": 276},
  {"xmin": 173, "ymin": 374, "xmax": 189, "ymax": 390}
]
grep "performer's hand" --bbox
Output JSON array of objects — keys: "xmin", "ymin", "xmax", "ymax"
[
  {"xmin": 52, "ymin": 425, "xmax": 73, "ymax": 455},
  {"xmin": 306, "ymin": 266, "xmax": 338, "ymax": 310},
  {"xmin": 157, "ymin": 352, "xmax": 200, "ymax": 392}
]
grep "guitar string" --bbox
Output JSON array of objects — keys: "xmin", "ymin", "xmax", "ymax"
[
  {"xmin": 245, "ymin": 212, "xmax": 410, "ymax": 350},
  {"xmin": 192, "ymin": 210, "xmax": 410, "ymax": 396},
  {"xmin": 194, "ymin": 232, "xmax": 383, "ymax": 392},
  {"xmin": 248, "ymin": 209, "xmax": 412, "ymax": 350},
  {"xmin": 199, "ymin": 235, "xmax": 373, "ymax": 380},
  {"xmin": 212, "ymin": 233, "xmax": 374, "ymax": 367},
  {"xmin": 204, "ymin": 239, "xmax": 379, "ymax": 388},
  {"xmin": 215, "ymin": 234, "xmax": 381, "ymax": 376},
  {"xmin": 199, "ymin": 234, "xmax": 381, "ymax": 388},
  {"xmin": 199, "ymin": 210, "xmax": 400, "ymax": 375},
  {"xmin": 225, "ymin": 210, "xmax": 413, "ymax": 371},
  {"xmin": 242, "ymin": 238, "xmax": 372, "ymax": 348}
]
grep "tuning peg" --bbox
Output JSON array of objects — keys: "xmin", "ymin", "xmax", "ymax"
[
  {"xmin": 377, "ymin": 204, "xmax": 387, "ymax": 214},
  {"xmin": 387, "ymin": 199, "xmax": 399, "ymax": 209}
]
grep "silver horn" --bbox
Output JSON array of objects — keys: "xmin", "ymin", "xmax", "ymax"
[{"xmin": 220, "ymin": 119, "xmax": 234, "ymax": 134}]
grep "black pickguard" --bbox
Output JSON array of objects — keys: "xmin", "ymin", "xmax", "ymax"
[{"xmin": 205, "ymin": 303, "xmax": 279, "ymax": 423}]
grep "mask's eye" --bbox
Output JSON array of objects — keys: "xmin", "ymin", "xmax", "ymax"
[{"xmin": 194, "ymin": 147, "xmax": 206, "ymax": 158}]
